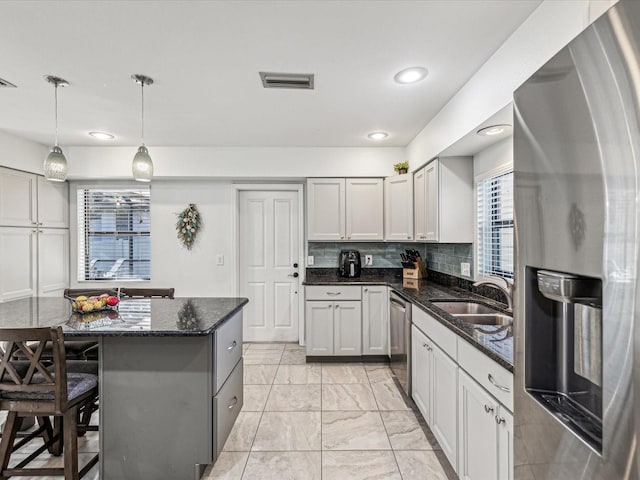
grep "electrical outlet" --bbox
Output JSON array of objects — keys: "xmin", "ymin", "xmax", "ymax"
[
  {"xmin": 365, "ymin": 255, "xmax": 373, "ymax": 266},
  {"xmin": 216, "ymin": 254, "xmax": 224, "ymax": 266},
  {"xmin": 307, "ymin": 255, "xmax": 314, "ymax": 266},
  {"xmin": 461, "ymin": 262, "xmax": 470, "ymax": 276}
]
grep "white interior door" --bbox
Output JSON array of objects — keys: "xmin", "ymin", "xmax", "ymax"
[{"xmin": 239, "ymin": 190, "xmax": 300, "ymax": 342}]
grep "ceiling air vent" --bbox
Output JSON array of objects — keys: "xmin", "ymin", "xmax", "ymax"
[
  {"xmin": 0, "ymin": 77, "xmax": 17, "ymax": 88},
  {"xmin": 259, "ymin": 72, "xmax": 314, "ymax": 90}
]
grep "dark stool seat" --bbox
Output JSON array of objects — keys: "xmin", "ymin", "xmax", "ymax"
[{"xmin": 0, "ymin": 327, "xmax": 99, "ymax": 479}]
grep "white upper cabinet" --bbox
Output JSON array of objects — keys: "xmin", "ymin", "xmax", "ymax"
[
  {"xmin": 0, "ymin": 227, "xmax": 37, "ymax": 301},
  {"xmin": 37, "ymin": 228, "xmax": 69, "ymax": 296},
  {"xmin": 345, "ymin": 178, "xmax": 383, "ymax": 241},
  {"xmin": 414, "ymin": 157, "xmax": 473, "ymax": 243},
  {"xmin": 307, "ymin": 178, "xmax": 383, "ymax": 241},
  {"xmin": 37, "ymin": 176, "xmax": 69, "ymax": 228},
  {"xmin": 307, "ymin": 178, "xmax": 346, "ymax": 241},
  {"xmin": 384, "ymin": 174, "xmax": 413, "ymax": 241},
  {"xmin": 0, "ymin": 168, "xmax": 37, "ymax": 227}
]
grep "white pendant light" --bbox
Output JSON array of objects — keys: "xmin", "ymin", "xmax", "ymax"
[
  {"xmin": 131, "ymin": 74, "xmax": 154, "ymax": 182},
  {"xmin": 43, "ymin": 75, "xmax": 69, "ymax": 182}
]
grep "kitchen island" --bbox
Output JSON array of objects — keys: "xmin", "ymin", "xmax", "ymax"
[{"xmin": 0, "ymin": 296, "xmax": 248, "ymax": 480}]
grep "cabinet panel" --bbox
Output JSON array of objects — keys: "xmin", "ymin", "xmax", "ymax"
[
  {"xmin": 307, "ymin": 178, "xmax": 345, "ymax": 240},
  {"xmin": 214, "ymin": 310, "xmax": 243, "ymax": 393},
  {"xmin": 432, "ymin": 343, "xmax": 458, "ymax": 473},
  {"xmin": 412, "ymin": 305, "xmax": 457, "ymax": 360},
  {"xmin": 213, "ymin": 359, "xmax": 243, "ymax": 459},
  {"xmin": 458, "ymin": 370, "xmax": 498, "ymax": 480},
  {"xmin": 37, "ymin": 228, "xmax": 69, "ymax": 297},
  {"xmin": 334, "ymin": 301, "xmax": 362, "ymax": 355},
  {"xmin": 0, "ymin": 168, "xmax": 37, "ymax": 227},
  {"xmin": 37, "ymin": 177, "xmax": 69, "ymax": 228},
  {"xmin": 305, "ymin": 285, "xmax": 362, "ymax": 301},
  {"xmin": 497, "ymin": 407, "xmax": 513, "ymax": 480},
  {"xmin": 384, "ymin": 174, "xmax": 413, "ymax": 241},
  {"xmin": 424, "ymin": 161, "xmax": 439, "ymax": 241},
  {"xmin": 306, "ymin": 301, "xmax": 334, "ymax": 355},
  {"xmin": 0, "ymin": 227, "xmax": 37, "ymax": 301},
  {"xmin": 362, "ymin": 286, "xmax": 388, "ymax": 355},
  {"xmin": 345, "ymin": 178, "xmax": 383, "ymax": 241},
  {"xmin": 411, "ymin": 325, "xmax": 432, "ymax": 422},
  {"xmin": 413, "ymin": 168, "xmax": 427, "ymax": 240}
]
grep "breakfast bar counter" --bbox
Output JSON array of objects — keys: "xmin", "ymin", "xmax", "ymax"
[{"xmin": 0, "ymin": 296, "xmax": 249, "ymax": 480}]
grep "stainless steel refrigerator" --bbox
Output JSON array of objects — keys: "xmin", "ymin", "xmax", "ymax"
[{"xmin": 514, "ymin": 0, "xmax": 640, "ymax": 478}]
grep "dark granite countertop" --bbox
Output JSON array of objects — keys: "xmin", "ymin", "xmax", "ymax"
[
  {"xmin": 304, "ymin": 269, "xmax": 513, "ymax": 372},
  {"xmin": 0, "ymin": 297, "xmax": 248, "ymax": 337}
]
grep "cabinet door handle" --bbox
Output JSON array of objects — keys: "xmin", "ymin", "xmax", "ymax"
[
  {"xmin": 335, "ymin": 304, "xmax": 339, "ymax": 309},
  {"xmin": 227, "ymin": 340, "xmax": 237, "ymax": 351},
  {"xmin": 364, "ymin": 288, "xmax": 368, "ymax": 292},
  {"xmin": 488, "ymin": 374, "xmax": 510, "ymax": 393},
  {"xmin": 495, "ymin": 415, "xmax": 505, "ymax": 425},
  {"xmin": 422, "ymin": 343, "xmax": 428, "ymax": 348},
  {"xmin": 484, "ymin": 404, "xmax": 494, "ymax": 414},
  {"xmin": 227, "ymin": 396, "xmax": 238, "ymax": 409},
  {"xmin": 326, "ymin": 292, "xmax": 341, "ymax": 296}
]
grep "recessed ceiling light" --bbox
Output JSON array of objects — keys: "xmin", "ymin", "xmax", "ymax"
[
  {"xmin": 89, "ymin": 131, "xmax": 114, "ymax": 140},
  {"xmin": 476, "ymin": 124, "xmax": 512, "ymax": 137},
  {"xmin": 368, "ymin": 132, "xmax": 389, "ymax": 141},
  {"xmin": 394, "ymin": 67, "xmax": 428, "ymax": 84}
]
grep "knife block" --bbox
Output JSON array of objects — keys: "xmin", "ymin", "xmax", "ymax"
[{"xmin": 403, "ymin": 259, "xmax": 427, "ymax": 279}]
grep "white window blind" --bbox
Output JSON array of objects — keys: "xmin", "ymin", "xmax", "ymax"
[
  {"xmin": 477, "ymin": 171, "xmax": 514, "ymax": 279},
  {"xmin": 77, "ymin": 188, "xmax": 151, "ymax": 281}
]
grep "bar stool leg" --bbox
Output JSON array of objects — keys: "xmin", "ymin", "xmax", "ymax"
[{"xmin": 63, "ymin": 406, "xmax": 79, "ymax": 480}]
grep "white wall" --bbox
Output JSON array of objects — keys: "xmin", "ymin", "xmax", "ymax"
[
  {"xmin": 406, "ymin": 0, "xmax": 617, "ymax": 170},
  {"xmin": 64, "ymin": 146, "xmax": 404, "ymax": 179},
  {"xmin": 69, "ymin": 180, "xmax": 240, "ymax": 297},
  {"xmin": 474, "ymin": 137, "xmax": 513, "ymax": 179},
  {"xmin": 0, "ymin": 130, "xmax": 48, "ymax": 174}
]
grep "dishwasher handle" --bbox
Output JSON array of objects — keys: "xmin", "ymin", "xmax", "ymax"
[{"xmin": 389, "ymin": 297, "xmax": 406, "ymax": 310}]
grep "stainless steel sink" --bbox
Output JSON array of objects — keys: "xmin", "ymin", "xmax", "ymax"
[
  {"xmin": 431, "ymin": 301, "xmax": 499, "ymax": 315},
  {"xmin": 454, "ymin": 313, "xmax": 513, "ymax": 326}
]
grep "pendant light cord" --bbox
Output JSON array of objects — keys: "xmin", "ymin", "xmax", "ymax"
[
  {"xmin": 141, "ymin": 82, "xmax": 145, "ymax": 145},
  {"xmin": 54, "ymin": 83, "xmax": 59, "ymax": 146}
]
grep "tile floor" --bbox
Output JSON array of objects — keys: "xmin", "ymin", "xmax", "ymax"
[{"xmin": 203, "ymin": 342, "xmax": 457, "ymax": 480}]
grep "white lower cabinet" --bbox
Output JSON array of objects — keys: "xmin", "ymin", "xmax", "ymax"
[
  {"xmin": 362, "ymin": 286, "xmax": 388, "ymax": 355},
  {"xmin": 458, "ymin": 370, "xmax": 513, "ymax": 480},
  {"xmin": 305, "ymin": 298, "xmax": 361, "ymax": 356},
  {"xmin": 411, "ymin": 325, "xmax": 432, "ymax": 420},
  {"xmin": 306, "ymin": 301, "xmax": 335, "ymax": 355}
]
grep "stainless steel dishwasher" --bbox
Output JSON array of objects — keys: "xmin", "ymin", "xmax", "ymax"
[{"xmin": 389, "ymin": 291, "xmax": 411, "ymax": 396}]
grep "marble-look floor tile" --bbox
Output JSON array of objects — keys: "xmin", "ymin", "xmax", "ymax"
[
  {"xmin": 244, "ymin": 365, "xmax": 278, "ymax": 385},
  {"xmin": 280, "ymin": 349, "xmax": 307, "ymax": 365},
  {"xmin": 242, "ymin": 451, "xmax": 321, "ymax": 480},
  {"xmin": 322, "ymin": 451, "xmax": 401, "ymax": 480},
  {"xmin": 243, "ymin": 343, "xmax": 250, "ymax": 353},
  {"xmin": 284, "ymin": 343, "xmax": 305, "ymax": 350},
  {"xmin": 364, "ymin": 365, "xmax": 395, "ymax": 384},
  {"xmin": 273, "ymin": 364, "xmax": 321, "ymax": 385},
  {"xmin": 394, "ymin": 450, "xmax": 450, "ymax": 480},
  {"xmin": 242, "ymin": 385, "xmax": 271, "ymax": 412},
  {"xmin": 322, "ymin": 384, "xmax": 378, "ymax": 411},
  {"xmin": 380, "ymin": 410, "xmax": 435, "ymax": 450},
  {"xmin": 252, "ymin": 412, "xmax": 321, "ymax": 451},
  {"xmin": 265, "ymin": 384, "xmax": 321, "ymax": 411},
  {"xmin": 243, "ymin": 350, "xmax": 283, "ymax": 365},
  {"xmin": 247, "ymin": 343, "xmax": 285, "ymax": 351},
  {"xmin": 370, "ymin": 382, "xmax": 411, "ymax": 410},
  {"xmin": 322, "ymin": 411, "xmax": 390, "ymax": 450},
  {"xmin": 223, "ymin": 412, "xmax": 262, "ymax": 452},
  {"xmin": 322, "ymin": 364, "xmax": 369, "ymax": 384},
  {"xmin": 203, "ymin": 452, "xmax": 248, "ymax": 480}
]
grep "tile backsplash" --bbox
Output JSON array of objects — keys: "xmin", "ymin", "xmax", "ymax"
[{"xmin": 307, "ymin": 242, "xmax": 474, "ymax": 279}]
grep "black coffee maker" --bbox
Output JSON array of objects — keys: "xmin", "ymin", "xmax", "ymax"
[{"xmin": 339, "ymin": 250, "xmax": 361, "ymax": 278}]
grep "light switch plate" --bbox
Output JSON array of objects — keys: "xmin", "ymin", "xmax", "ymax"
[
  {"xmin": 307, "ymin": 255, "xmax": 314, "ymax": 266},
  {"xmin": 461, "ymin": 262, "xmax": 470, "ymax": 276},
  {"xmin": 365, "ymin": 255, "xmax": 373, "ymax": 266}
]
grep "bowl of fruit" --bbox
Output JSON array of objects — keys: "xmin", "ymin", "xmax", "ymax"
[{"xmin": 67, "ymin": 291, "xmax": 120, "ymax": 314}]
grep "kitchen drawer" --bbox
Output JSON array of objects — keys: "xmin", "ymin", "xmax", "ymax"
[
  {"xmin": 458, "ymin": 338, "xmax": 513, "ymax": 411},
  {"xmin": 412, "ymin": 305, "xmax": 457, "ymax": 360},
  {"xmin": 214, "ymin": 310, "xmax": 243, "ymax": 394},
  {"xmin": 213, "ymin": 358, "xmax": 243, "ymax": 460},
  {"xmin": 305, "ymin": 285, "xmax": 362, "ymax": 301}
]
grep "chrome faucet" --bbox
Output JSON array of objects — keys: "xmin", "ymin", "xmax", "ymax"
[{"xmin": 473, "ymin": 276, "xmax": 514, "ymax": 313}]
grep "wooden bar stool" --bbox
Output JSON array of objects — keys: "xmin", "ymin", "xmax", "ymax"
[{"xmin": 0, "ymin": 326, "xmax": 99, "ymax": 479}]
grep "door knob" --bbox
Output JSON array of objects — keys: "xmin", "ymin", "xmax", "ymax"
[{"xmin": 288, "ymin": 272, "xmax": 299, "ymax": 278}]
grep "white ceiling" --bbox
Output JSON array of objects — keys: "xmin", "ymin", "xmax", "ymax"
[{"xmin": 0, "ymin": 1, "xmax": 541, "ymax": 148}]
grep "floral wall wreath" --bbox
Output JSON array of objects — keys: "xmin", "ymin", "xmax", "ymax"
[{"xmin": 176, "ymin": 203, "xmax": 201, "ymax": 250}]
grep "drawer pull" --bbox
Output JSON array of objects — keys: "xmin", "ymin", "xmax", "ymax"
[
  {"xmin": 488, "ymin": 374, "xmax": 510, "ymax": 393},
  {"xmin": 227, "ymin": 340, "xmax": 237, "ymax": 351},
  {"xmin": 495, "ymin": 415, "xmax": 506, "ymax": 425},
  {"xmin": 227, "ymin": 396, "xmax": 238, "ymax": 409},
  {"xmin": 484, "ymin": 404, "xmax": 494, "ymax": 414},
  {"xmin": 326, "ymin": 292, "xmax": 341, "ymax": 296}
]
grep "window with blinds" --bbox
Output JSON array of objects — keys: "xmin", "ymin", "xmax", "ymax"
[
  {"xmin": 77, "ymin": 188, "xmax": 151, "ymax": 281},
  {"xmin": 477, "ymin": 171, "xmax": 514, "ymax": 279}
]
